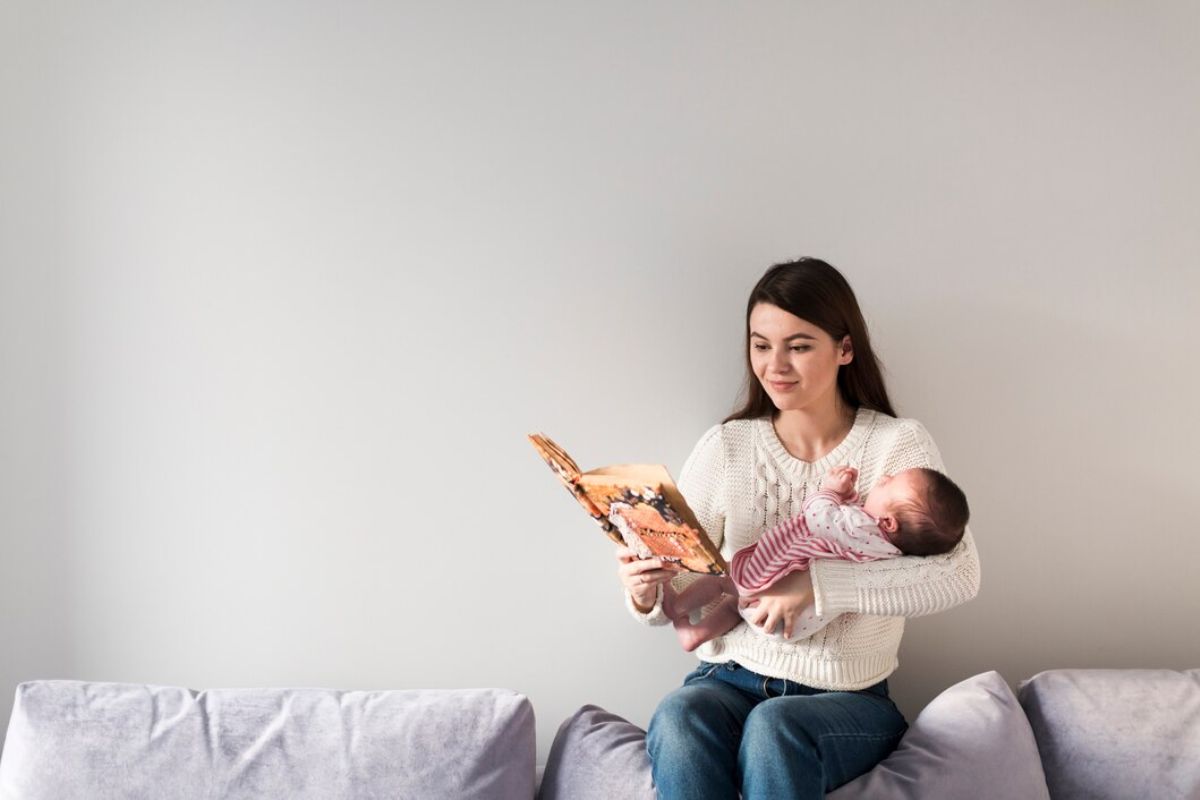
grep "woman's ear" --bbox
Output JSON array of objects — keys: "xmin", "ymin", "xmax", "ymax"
[{"xmin": 838, "ymin": 335, "xmax": 854, "ymax": 365}]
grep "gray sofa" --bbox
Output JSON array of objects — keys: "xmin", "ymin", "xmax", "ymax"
[
  {"xmin": 0, "ymin": 682, "xmax": 536, "ymax": 799},
  {"xmin": 537, "ymin": 668, "xmax": 1200, "ymax": 800},
  {"xmin": 2, "ymin": 668, "xmax": 1198, "ymax": 799}
]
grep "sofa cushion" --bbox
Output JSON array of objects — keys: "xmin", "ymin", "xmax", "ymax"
[
  {"xmin": 537, "ymin": 705, "xmax": 655, "ymax": 800},
  {"xmin": 1018, "ymin": 668, "xmax": 1200, "ymax": 800},
  {"xmin": 0, "ymin": 680, "xmax": 535, "ymax": 800},
  {"xmin": 829, "ymin": 671, "xmax": 1049, "ymax": 799},
  {"xmin": 541, "ymin": 672, "xmax": 1049, "ymax": 800}
]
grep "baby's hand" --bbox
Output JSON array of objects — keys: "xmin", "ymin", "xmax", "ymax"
[{"xmin": 821, "ymin": 465, "xmax": 859, "ymax": 498}]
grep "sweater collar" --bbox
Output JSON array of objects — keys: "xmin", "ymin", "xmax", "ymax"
[{"xmin": 754, "ymin": 407, "xmax": 877, "ymax": 478}]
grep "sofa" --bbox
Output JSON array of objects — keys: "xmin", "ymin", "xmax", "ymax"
[
  {"xmin": 538, "ymin": 668, "xmax": 1200, "ymax": 800},
  {"xmin": 0, "ymin": 683, "xmax": 536, "ymax": 799},
  {"xmin": 2, "ymin": 668, "xmax": 1198, "ymax": 799}
]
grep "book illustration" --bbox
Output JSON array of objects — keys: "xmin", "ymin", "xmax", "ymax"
[
  {"xmin": 607, "ymin": 490, "xmax": 725, "ymax": 576},
  {"xmin": 528, "ymin": 432, "xmax": 726, "ymax": 576}
]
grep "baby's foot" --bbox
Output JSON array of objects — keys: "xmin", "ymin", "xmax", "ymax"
[
  {"xmin": 662, "ymin": 590, "xmax": 680, "ymax": 621},
  {"xmin": 673, "ymin": 620, "xmax": 713, "ymax": 652}
]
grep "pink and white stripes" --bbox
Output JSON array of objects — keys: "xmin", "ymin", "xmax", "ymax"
[{"xmin": 729, "ymin": 490, "xmax": 902, "ymax": 593}]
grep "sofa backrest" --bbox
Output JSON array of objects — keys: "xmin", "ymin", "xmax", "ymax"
[
  {"xmin": 0, "ymin": 680, "xmax": 536, "ymax": 800},
  {"xmin": 1018, "ymin": 668, "xmax": 1200, "ymax": 800}
]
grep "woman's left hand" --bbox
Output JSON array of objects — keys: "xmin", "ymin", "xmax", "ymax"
[{"xmin": 739, "ymin": 570, "xmax": 814, "ymax": 639}]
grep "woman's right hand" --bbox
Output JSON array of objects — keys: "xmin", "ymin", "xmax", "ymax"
[{"xmin": 615, "ymin": 546, "xmax": 680, "ymax": 613}]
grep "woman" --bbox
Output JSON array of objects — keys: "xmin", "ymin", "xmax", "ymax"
[{"xmin": 617, "ymin": 258, "xmax": 981, "ymax": 799}]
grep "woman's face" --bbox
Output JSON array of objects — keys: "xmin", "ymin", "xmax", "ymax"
[{"xmin": 748, "ymin": 303, "xmax": 852, "ymax": 413}]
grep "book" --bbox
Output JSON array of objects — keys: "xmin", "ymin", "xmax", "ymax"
[{"xmin": 527, "ymin": 432, "xmax": 726, "ymax": 576}]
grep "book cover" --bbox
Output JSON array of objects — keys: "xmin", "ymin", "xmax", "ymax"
[{"xmin": 528, "ymin": 432, "xmax": 726, "ymax": 576}]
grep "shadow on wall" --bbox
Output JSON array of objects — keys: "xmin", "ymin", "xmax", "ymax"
[{"xmin": 882, "ymin": 296, "xmax": 1198, "ymax": 719}]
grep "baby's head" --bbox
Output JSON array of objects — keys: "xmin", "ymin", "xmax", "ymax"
[{"xmin": 862, "ymin": 467, "xmax": 969, "ymax": 556}]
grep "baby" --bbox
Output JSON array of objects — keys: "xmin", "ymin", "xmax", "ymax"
[{"xmin": 663, "ymin": 464, "xmax": 970, "ymax": 651}]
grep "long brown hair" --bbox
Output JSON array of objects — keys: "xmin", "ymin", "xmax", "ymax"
[{"xmin": 723, "ymin": 257, "xmax": 896, "ymax": 423}]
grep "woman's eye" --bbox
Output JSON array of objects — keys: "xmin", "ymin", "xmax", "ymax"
[{"xmin": 752, "ymin": 344, "xmax": 811, "ymax": 352}]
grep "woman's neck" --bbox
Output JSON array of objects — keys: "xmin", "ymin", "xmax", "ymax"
[{"xmin": 772, "ymin": 399, "xmax": 857, "ymax": 463}]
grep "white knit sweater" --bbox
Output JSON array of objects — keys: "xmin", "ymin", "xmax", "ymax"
[{"xmin": 627, "ymin": 408, "xmax": 981, "ymax": 691}]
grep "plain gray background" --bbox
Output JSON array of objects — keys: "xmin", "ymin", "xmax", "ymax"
[{"xmin": 2, "ymin": 1, "xmax": 1198, "ymax": 763}]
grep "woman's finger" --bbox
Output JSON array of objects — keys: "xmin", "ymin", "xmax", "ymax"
[
  {"xmin": 749, "ymin": 603, "xmax": 769, "ymax": 628},
  {"xmin": 780, "ymin": 607, "xmax": 799, "ymax": 638},
  {"xmin": 641, "ymin": 569, "xmax": 677, "ymax": 584},
  {"xmin": 621, "ymin": 566, "xmax": 674, "ymax": 585},
  {"xmin": 618, "ymin": 556, "xmax": 653, "ymax": 573},
  {"xmin": 626, "ymin": 558, "xmax": 664, "ymax": 574}
]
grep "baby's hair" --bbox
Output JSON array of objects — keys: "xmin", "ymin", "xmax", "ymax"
[{"xmin": 891, "ymin": 468, "xmax": 970, "ymax": 556}]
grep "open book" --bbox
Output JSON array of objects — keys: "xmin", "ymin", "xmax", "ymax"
[{"xmin": 528, "ymin": 432, "xmax": 726, "ymax": 576}]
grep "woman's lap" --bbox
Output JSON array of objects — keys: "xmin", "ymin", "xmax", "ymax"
[{"xmin": 647, "ymin": 661, "xmax": 907, "ymax": 800}]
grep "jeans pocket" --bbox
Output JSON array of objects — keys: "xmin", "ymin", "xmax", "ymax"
[{"xmin": 683, "ymin": 662, "xmax": 722, "ymax": 685}]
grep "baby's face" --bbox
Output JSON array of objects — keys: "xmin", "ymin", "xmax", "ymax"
[{"xmin": 862, "ymin": 469, "xmax": 926, "ymax": 520}]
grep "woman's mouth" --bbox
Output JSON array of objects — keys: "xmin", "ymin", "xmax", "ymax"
[{"xmin": 769, "ymin": 381, "xmax": 797, "ymax": 391}]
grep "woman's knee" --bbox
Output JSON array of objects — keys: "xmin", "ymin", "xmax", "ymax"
[
  {"xmin": 652, "ymin": 690, "xmax": 691, "ymax": 748},
  {"xmin": 740, "ymin": 694, "xmax": 907, "ymax": 794},
  {"xmin": 648, "ymin": 684, "xmax": 748, "ymax": 799},
  {"xmin": 647, "ymin": 681, "xmax": 745, "ymax": 760},
  {"xmin": 647, "ymin": 690, "xmax": 703, "ymax": 754},
  {"xmin": 739, "ymin": 700, "xmax": 820, "ymax": 764}
]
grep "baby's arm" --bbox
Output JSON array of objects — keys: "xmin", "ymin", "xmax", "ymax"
[
  {"xmin": 809, "ymin": 421, "xmax": 981, "ymax": 619},
  {"xmin": 819, "ymin": 464, "xmax": 860, "ymax": 503},
  {"xmin": 802, "ymin": 488, "xmax": 901, "ymax": 560}
]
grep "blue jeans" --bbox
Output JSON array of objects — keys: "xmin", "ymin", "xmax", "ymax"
[{"xmin": 646, "ymin": 661, "xmax": 907, "ymax": 799}]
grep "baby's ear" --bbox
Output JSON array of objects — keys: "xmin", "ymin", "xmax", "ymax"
[{"xmin": 877, "ymin": 515, "xmax": 898, "ymax": 534}]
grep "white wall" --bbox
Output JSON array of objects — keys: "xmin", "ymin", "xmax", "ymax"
[{"xmin": 3, "ymin": 1, "xmax": 1199, "ymax": 762}]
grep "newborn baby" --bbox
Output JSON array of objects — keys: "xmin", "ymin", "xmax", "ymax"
[{"xmin": 663, "ymin": 464, "xmax": 969, "ymax": 650}]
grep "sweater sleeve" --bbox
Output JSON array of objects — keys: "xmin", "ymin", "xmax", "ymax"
[
  {"xmin": 626, "ymin": 423, "xmax": 727, "ymax": 625},
  {"xmin": 809, "ymin": 419, "xmax": 982, "ymax": 618}
]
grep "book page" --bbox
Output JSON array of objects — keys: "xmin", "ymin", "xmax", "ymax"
[{"xmin": 529, "ymin": 433, "xmax": 725, "ymax": 571}]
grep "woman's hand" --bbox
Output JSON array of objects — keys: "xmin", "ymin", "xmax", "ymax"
[
  {"xmin": 738, "ymin": 569, "xmax": 815, "ymax": 638},
  {"xmin": 616, "ymin": 546, "xmax": 680, "ymax": 613}
]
